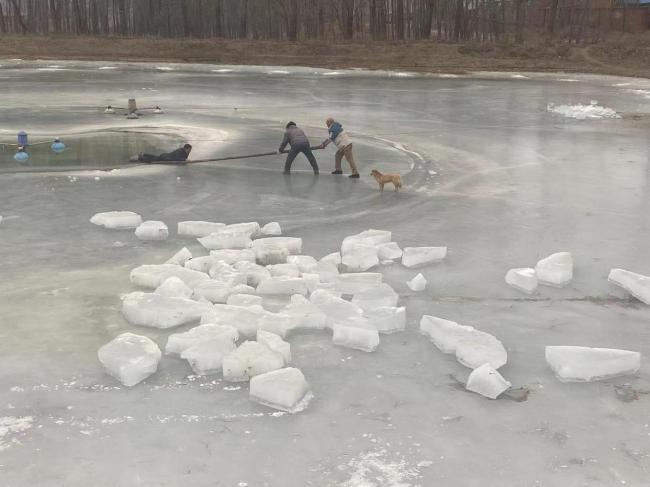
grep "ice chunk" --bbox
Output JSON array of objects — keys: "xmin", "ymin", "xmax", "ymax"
[
  {"xmin": 90, "ymin": 211, "xmax": 142, "ymax": 229},
  {"xmin": 165, "ymin": 324, "xmax": 239, "ymax": 355},
  {"xmin": 223, "ymin": 222, "xmax": 261, "ymax": 237},
  {"xmin": 466, "ymin": 363, "xmax": 511, "ymax": 399},
  {"xmin": 249, "ymin": 368, "xmax": 310, "ymax": 413},
  {"xmin": 97, "ymin": 333, "xmax": 161, "ymax": 387},
  {"xmin": 545, "ymin": 346, "xmax": 641, "ymax": 382},
  {"xmin": 287, "ymin": 255, "xmax": 318, "ymax": 273},
  {"xmin": 222, "ymin": 341, "xmax": 285, "ymax": 382},
  {"xmin": 184, "ymin": 256, "xmax": 216, "ymax": 273},
  {"xmin": 208, "ymin": 261, "xmax": 247, "ymax": 286},
  {"xmin": 177, "ymin": 221, "xmax": 225, "ymax": 238},
  {"xmin": 130, "ymin": 264, "xmax": 209, "ymax": 289},
  {"xmin": 535, "ymin": 252, "xmax": 573, "ymax": 287},
  {"xmin": 234, "ymin": 261, "xmax": 272, "ymax": 287},
  {"xmin": 135, "ymin": 220, "xmax": 169, "ymax": 241},
  {"xmin": 341, "ymin": 229, "xmax": 392, "ymax": 253},
  {"xmin": 505, "ymin": 268, "xmax": 537, "ymax": 294},
  {"xmin": 402, "ymin": 247, "xmax": 447, "ymax": 267},
  {"xmin": 332, "ymin": 321, "xmax": 380, "ymax": 352},
  {"xmin": 608, "ymin": 268, "xmax": 650, "ymax": 305},
  {"xmin": 261, "ymin": 222, "xmax": 282, "ymax": 236},
  {"xmin": 352, "ymin": 283, "xmax": 399, "ymax": 311},
  {"xmin": 181, "ymin": 337, "xmax": 237, "ymax": 375},
  {"xmin": 377, "ymin": 242, "xmax": 403, "ymax": 260},
  {"xmin": 257, "ymin": 277, "xmax": 308, "ymax": 296},
  {"xmin": 268, "ymin": 263, "xmax": 301, "ymax": 278},
  {"xmin": 192, "ymin": 280, "xmax": 235, "ymax": 304},
  {"xmin": 407, "ymin": 273, "xmax": 427, "ymax": 292},
  {"xmin": 320, "ymin": 252, "xmax": 342, "ymax": 265},
  {"xmin": 198, "ymin": 231, "xmax": 252, "ymax": 250},
  {"xmin": 201, "ymin": 304, "xmax": 265, "ymax": 338},
  {"xmin": 257, "ymin": 312, "xmax": 294, "ymax": 339},
  {"xmin": 419, "ymin": 315, "xmax": 507, "ymax": 369},
  {"xmin": 342, "ymin": 243, "xmax": 379, "ymax": 272},
  {"xmin": 336, "ymin": 273, "xmax": 383, "ymax": 295},
  {"xmin": 310, "ymin": 289, "xmax": 363, "ymax": 325},
  {"xmin": 366, "ymin": 306, "xmax": 406, "ymax": 334},
  {"xmin": 282, "ymin": 295, "xmax": 328, "ymax": 330},
  {"xmin": 256, "ymin": 330, "xmax": 291, "ymax": 365},
  {"xmin": 165, "ymin": 247, "xmax": 192, "ymax": 266},
  {"xmin": 154, "ymin": 276, "xmax": 193, "ymax": 299},
  {"xmin": 227, "ymin": 293, "xmax": 263, "ymax": 307},
  {"xmin": 210, "ymin": 249, "xmax": 256, "ymax": 265},
  {"xmin": 253, "ymin": 237, "xmax": 302, "ymax": 255},
  {"xmin": 254, "ymin": 245, "xmax": 289, "ymax": 265},
  {"xmin": 122, "ymin": 292, "xmax": 213, "ymax": 329}
]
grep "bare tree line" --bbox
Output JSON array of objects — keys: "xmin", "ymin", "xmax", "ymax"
[{"xmin": 0, "ymin": 0, "xmax": 642, "ymax": 42}]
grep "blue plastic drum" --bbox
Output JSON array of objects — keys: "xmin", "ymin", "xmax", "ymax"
[
  {"xmin": 51, "ymin": 139, "xmax": 66, "ymax": 153},
  {"xmin": 14, "ymin": 150, "xmax": 29, "ymax": 162}
]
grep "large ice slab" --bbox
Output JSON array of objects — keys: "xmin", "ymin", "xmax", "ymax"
[
  {"xmin": 320, "ymin": 252, "xmax": 342, "ymax": 265},
  {"xmin": 166, "ymin": 324, "xmax": 239, "ymax": 355},
  {"xmin": 227, "ymin": 293, "xmax": 263, "ymax": 307},
  {"xmin": 420, "ymin": 315, "xmax": 507, "ymax": 369},
  {"xmin": 342, "ymin": 243, "xmax": 379, "ymax": 272},
  {"xmin": 352, "ymin": 283, "xmax": 399, "ymax": 311},
  {"xmin": 130, "ymin": 264, "xmax": 209, "ymax": 289},
  {"xmin": 377, "ymin": 242, "xmax": 403, "ymax": 260},
  {"xmin": 201, "ymin": 304, "xmax": 265, "ymax": 338},
  {"xmin": 184, "ymin": 256, "xmax": 216, "ymax": 273},
  {"xmin": 233, "ymin": 261, "xmax": 272, "ymax": 287},
  {"xmin": 222, "ymin": 341, "xmax": 285, "ymax": 382},
  {"xmin": 249, "ymin": 367, "xmax": 310, "ymax": 413},
  {"xmin": 122, "ymin": 292, "xmax": 212, "ymax": 329},
  {"xmin": 545, "ymin": 346, "xmax": 641, "ymax": 382},
  {"xmin": 366, "ymin": 306, "xmax": 406, "ymax": 334},
  {"xmin": 257, "ymin": 311, "xmax": 294, "ymax": 338},
  {"xmin": 257, "ymin": 277, "xmax": 309, "ymax": 296},
  {"xmin": 282, "ymin": 294, "xmax": 328, "ymax": 330},
  {"xmin": 287, "ymin": 255, "xmax": 318, "ymax": 273},
  {"xmin": 210, "ymin": 249, "xmax": 256, "ymax": 265},
  {"xmin": 608, "ymin": 268, "xmax": 650, "ymax": 305},
  {"xmin": 192, "ymin": 280, "xmax": 237, "ymax": 304},
  {"xmin": 223, "ymin": 222, "xmax": 261, "ymax": 237},
  {"xmin": 198, "ymin": 231, "xmax": 252, "ymax": 250},
  {"xmin": 535, "ymin": 252, "xmax": 573, "ymax": 287},
  {"xmin": 336, "ymin": 273, "xmax": 383, "ymax": 295},
  {"xmin": 310, "ymin": 289, "xmax": 364, "ymax": 325},
  {"xmin": 181, "ymin": 337, "xmax": 237, "ymax": 375},
  {"xmin": 268, "ymin": 263, "xmax": 301, "ymax": 278},
  {"xmin": 90, "ymin": 211, "xmax": 142, "ymax": 229},
  {"xmin": 466, "ymin": 363, "xmax": 511, "ymax": 399},
  {"xmin": 341, "ymin": 229, "xmax": 392, "ymax": 254},
  {"xmin": 332, "ymin": 321, "xmax": 380, "ymax": 352},
  {"xmin": 135, "ymin": 220, "xmax": 169, "ymax": 241},
  {"xmin": 165, "ymin": 247, "xmax": 192, "ymax": 266},
  {"xmin": 178, "ymin": 221, "xmax": 226, "ymax": 238},
  {"xmin": 97, "ymin": 333, "xmax": 161, "ymax": 387},
  {"xmin": 402, "ymin": 247, "xmax": 447, "ymax": 267},
  {"xmin": 253, "ymin": 237, "xmax": 302, "ymax": 254},
  {"xmin": 154, "ymin": 276, "xmax": 193, "ymax": 299},
  {"xmin": 256, "ymin": 330, "xmax": 291, "ymax": 365},
  {"xmin": 505, "ymin": 268, "xmax": 537, "ymax": 294},
  {"xmin": 261, "ymin": 221, "xmax": 282, "ymax": 236}
]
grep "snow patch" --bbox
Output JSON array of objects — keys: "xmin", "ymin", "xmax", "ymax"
[{"xmin": 547, "ymin": 102, "xmax": 620, "ymax": 120}]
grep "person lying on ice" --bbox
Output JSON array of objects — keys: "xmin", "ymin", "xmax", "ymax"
[
  {"xmin": 319, "ymin": 118, "xmax": 359, "ymax": 178},
  {"xmin": 135, "ymin": 144, "xmax": 192, "ymax": 163},
  {"xmin": 278, "ymin": 122, "xmax": 319, "ymax": 175}
]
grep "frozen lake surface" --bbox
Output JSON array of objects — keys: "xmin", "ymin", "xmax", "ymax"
[{"xmin": 1, "ymin": 61, "xmax": 650, "ymax": 486}]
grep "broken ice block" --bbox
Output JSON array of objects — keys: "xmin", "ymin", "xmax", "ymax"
[
  {"xmin": 342, "ymin": 243, "xmax": 379, "ymax": 272},
  {"xmin": 336, "ymin": 273, "xmax": 383, "ymax": 295},
  {"xmin": 201, "ymin": 304, "xmax": 265, "ymax": 337},
  {"xmin": 268, "ymin": 263, "xmax": 301, "ymax": 278},
  {"xmin": 154, "ymin": 276, "xmax": 193, "ymax": 299},
  {"xmin": 377, "ymin": 242, "xmax": 403, "ymax": 260},
  {"xmin": 98, "ymin": 333, "xmax": 161, "ymax": 387},
  {"xmin": 310, "ymin": 289, "xmax": 364, "ymax": 325},
  {"xmin": 181, "ymin": 337, "xmax": 237, "ymax": 375},
  {"xmin": 257, "ymin": 277, "xmax": 308, "ymax": 296},
  {"xmin": 198, "ymin": 231, "xmax": 252, "ymax": 250},
  {"xmin": 257, "ymin": 330, "xmax": 291, "ymax": 365},
  {"xmin": 402, "ymin": 247, "xmax": 447, "ymax": 268},
  {"xmin": 366, "ymin": 306, "xmax": 406, "ymax": 334},
  {"xmin": 466, "ymin": 363, "xmax": 511, "ymax": 399},
  {"xmin": 233, "ymin": 261, "xmax": 271, "ymax": 287},
  {"xmin": 208, "ymin": 262, "xmax": 247, "ymax": 286},
  {"xmin": 320, "ymin": 252, "xmax": 342, "ymax": 265},
  {"xmin": 545, "ymin": 346, "xmax": 641, "ymax": 382},
  {"xmin": 608, "ymin": 268, "xmax": 650, "ymax": 305},
  {"xmin": 122, "ymin": 292, "xmax": 212, "ymax": 329},
  {"xmin": 332, "ymin": 321, "xmax": 380, "ymax": 352},
  {"xmin": 184, "ymin": 256, "xmax": 216, "ymax": 273},
  {"xmin": 282, "ymin": 295, "xmax": 328, "ymax": 330},
  {"xmin": 253, "ymin": 237, "xmax": 302, "ymax": 255},
  {"xmin": 505, "ymin": 268, "xmax": 537, "ymax": 294},
  {"xmin": 407, "ymin": 273, "xmax": 427, "ymax": 292},
  {"xmin": 249, "ymin": 367, "xmax": 310, "ymax": 413},
  {"xmin": 419, "ymin": 315, "xmax": 507, "ymax": 369},
  {"xmin": 90, "ymin": 211, "xmax": 142, "ymax": 229},
  {"xmin": 310, "ymin": 260, "xmax": 340, "ymax": 283},
  {"xmin": 535, "ymin": 252, "xmax": 573, "ymax": 287},
  {"xmin": 341, "ymin": 229, "xmax": 392, "ymax": 253},
  {"xmin": 352, "ymin": 283, "xmax": 399, "ymax": 311},
  {"xmin": 261, "ymin": 222, "xmax": 282, "ymax": 236},
  {"xmin": 130, "ymin": 264, "xmax": 210, "ymax": 289},
  {"xmin": 209, "ymin": 249, "xmax": 256, "ymax": 265},
  {"xmin": 257, "ymin": 312, "xmax": 294, "ymax": 338},
  {"xmin": 135, "ymin": 220, "xmax": 169, "ymax": 241},
  {"xmin": 192, "ymin": 280, "xmax": 235, "ymax": 304},
  {"xmin": 223, "ymin": 222, "xmax": 261, "ymax": 237},
  {"xmin": 165, "ymin": 247, "xmax": 192, "ymax": 266},
  {"xmin": 222, "ymin": 341, "xmax": 285, "ymax": 382},
  {"xmin": 227, "ymin": 293, "xmax": 263, "ymax": 307},
  {"xmin": 177, "ymin": 221, "xmax": 225, "ymax": 238},
  {"xmin": 165, "ymin": 324, "xmax": 239, "ymax": 355},
  {"xmin": 287, "ymin": 255, "xmax": 318, "ymax": 273},
  {"xmin": 255, "ymin": 245, "xmax": 289, "ymax": 265}
]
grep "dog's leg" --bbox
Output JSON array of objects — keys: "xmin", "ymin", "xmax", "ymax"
[{"xmin": 379, "ymin": 182, "xmax": 384, "ymax": 192}]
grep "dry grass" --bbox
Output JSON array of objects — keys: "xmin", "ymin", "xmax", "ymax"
[{"xmin": 0, "ymin": 34, "xmax": 648, "ymax": 78}]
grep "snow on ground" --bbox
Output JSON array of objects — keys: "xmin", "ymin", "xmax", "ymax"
[{"xmin": 547, "ymin": 101, "xmax": 621, "ymax": 119}]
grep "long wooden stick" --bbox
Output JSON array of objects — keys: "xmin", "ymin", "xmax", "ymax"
[{"xmin": 138, "ymin": 146, "xmax": 324, "ymax": 165}]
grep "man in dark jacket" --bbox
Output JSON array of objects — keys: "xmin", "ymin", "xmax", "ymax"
[
  {"xmin": 137, "ymin": 144, "xmax": 192, "ymax": 163},
  {"xmin": 278, "ymin": 122, "xmax": 319, "ymax": 175}
]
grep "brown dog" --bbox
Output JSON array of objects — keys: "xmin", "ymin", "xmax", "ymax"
[{"xmin": 371, "ymin": 169, "xmax": 402, "ymax": 192}]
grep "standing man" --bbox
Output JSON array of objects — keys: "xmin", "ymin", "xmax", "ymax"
[
  {"xmin": 320, "ymin": 118, "xmax": 359, "ymax": 178},
  {"xmin": 278, "ymin": 122, "xmax": 319, "ymax": 175}
]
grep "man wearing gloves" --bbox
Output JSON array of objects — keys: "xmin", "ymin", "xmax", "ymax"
[
  {"xmin": 278, "ymin": 122, "xmax": 319, "ymax": 175},
  {"xmin": 320, "ymin": 118, "xmax": 359, "ymax": 178}
]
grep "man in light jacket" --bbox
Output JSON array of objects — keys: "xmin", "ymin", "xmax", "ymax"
[
  {"xmin": 278, "ymin": 122, "xmax": 319, "ymax": 175},
  {"xmin": 320, "ymin": 118, "xmax": 359, "ymax": 178}
]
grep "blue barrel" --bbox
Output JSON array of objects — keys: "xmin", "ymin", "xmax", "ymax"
[
  {"xmin": 17, "ymin": 131, "xmax": 28, "ymax": 146},
  {"xmin": 14, "ymin": 149, "xmax": 29, "ymax": 163},
  {"xmin": 51, "ymin": 138, "xmax": 66, "ymax": 153}
]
